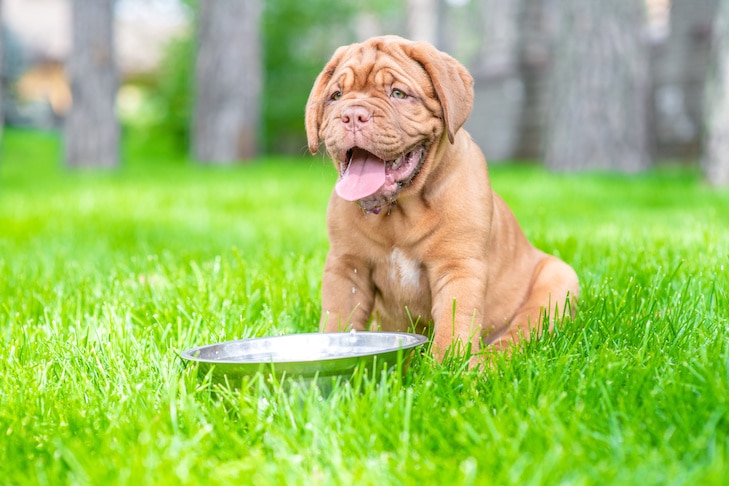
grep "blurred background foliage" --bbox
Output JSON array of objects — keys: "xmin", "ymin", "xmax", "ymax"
[
  {"xmin": 2, "ymin": 0, "xmax": 728, "ymax": 182},
  {"xmin": 132, "ymin": 0, "xmax": 400, "ymax": 155}
]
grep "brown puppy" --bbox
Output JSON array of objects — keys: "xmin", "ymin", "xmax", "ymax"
[{"xmin": 305, "ymin": 35, "xmax": 579, "ymax": 362}]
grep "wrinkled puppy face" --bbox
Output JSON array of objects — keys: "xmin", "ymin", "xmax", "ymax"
[
  {"xmin": 315, "ymin": 40, "xmax": 443, "ymax": 212},
  {"xmin": 306, "ymin": 36, "xmax": 474, "ymax": 213}
]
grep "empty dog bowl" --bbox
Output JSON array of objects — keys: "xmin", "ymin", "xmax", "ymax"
[{"xmin": 181, "ymin": 331, "xmax": 428, "ymax": 388}]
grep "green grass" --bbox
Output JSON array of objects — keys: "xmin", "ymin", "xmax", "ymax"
[{"xmin": 1, "ymin": 129, "xmax": 728, "ymax": 485}]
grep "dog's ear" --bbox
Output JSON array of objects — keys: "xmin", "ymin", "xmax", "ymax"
[
  {"xmin": 305, "ymin": 45, "xmax": 350, "ymax": 155},
  {"xmin": 405, "ymin": 42, "xmax": 474, "ymax": 144}
]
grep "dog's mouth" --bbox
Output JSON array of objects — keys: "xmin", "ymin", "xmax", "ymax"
[{"xmin": 335, "ymin": 146, "xmax": 426, "ymax": 208}]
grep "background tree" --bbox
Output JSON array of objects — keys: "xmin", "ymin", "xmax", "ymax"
[
  {"xmin": 466, "ymin": 0, "xmax": 523, "ymax": 161},
  {"xmin": 192, "ymin": 0, "xmax": 262, "ymax": 164},
  {"xmin": 702, "ymin": 0, "xmax": 729, "ymax": 186},
  {"xmin": 513, "ymin": 0, "xmax": 558, "ymax": 160},
  {"xmin": 406, "ymin": 0, "xmax": 437, "ymax": 44},
  {"xmin": 652, "ymin": 0, "xmax": 717, "ymax": 160},
  {"xmin": 544, "ymin": 0, "xmax": 650, "ymax": 171},
  {"xmin": 64, "ymin": 0, "xmax": 119, "ymax": 168}
]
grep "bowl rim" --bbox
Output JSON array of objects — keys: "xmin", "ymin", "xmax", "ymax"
[{"xmin": 180, "ymin": 331, "xmax": 429, "ymax": 365}]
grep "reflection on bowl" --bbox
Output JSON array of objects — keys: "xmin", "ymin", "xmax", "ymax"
[{"xmin": 180, "ymin": 331, "xmax": 428, "ymax": 390}]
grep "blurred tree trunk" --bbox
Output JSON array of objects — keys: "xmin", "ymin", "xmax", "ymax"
[
  {"xmin": 466, "ymin": 0, "xmax": 523, "ymax": 161},
  {"xmin": 354, "ymin": 11, "xmax": 382, "ymax": 42},
  {"xmin": 702, "ymin": 0, "xmax": 729, "ymax": 186},
  {"xmin": 192, "ymin": 0, "xmax": 262, "ymax": 164},
  {"xmin": 544, "ymin": 0, "xmax": 650, "ymax": 171},
  {"xmin": 514, "ymin": 0, "xmax": 558, "ymax": 159},
  {"xmin": 476, "ymin": 0, "xmax": 521, "ymax": 72},
  {"xmin": 64, "ymin": 0, "xmax": 119, "ymax": 168},
  {"xmin": 406, "ymin": 0, "xmax": 438, "ymax": 45}
]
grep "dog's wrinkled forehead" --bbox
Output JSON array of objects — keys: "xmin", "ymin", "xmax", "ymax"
[
  {"xmin": 306, "ymin": 35, "xmax": 473, "ymax": 153},
  {"xmin": 331, "ymin": 40, "xmax": 434, "ymax": 98}
]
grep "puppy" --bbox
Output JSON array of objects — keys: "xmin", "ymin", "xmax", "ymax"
[{"xmin": 305, "ymin": 35, "xmax": 578, "ymax": 361}]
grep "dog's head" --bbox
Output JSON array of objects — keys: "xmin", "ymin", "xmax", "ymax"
[{"xmin": 305, "ymin": 35, "xmax": 474, "ymax": 212}]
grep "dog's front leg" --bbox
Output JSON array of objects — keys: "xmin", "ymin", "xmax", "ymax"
[
  {"xmin": 320, "ymin": 253, "xmax": 375, "ymax": 332},
  {"xmin": 428, "ymin": 264, "xmax": 488, "ymax": 361}
]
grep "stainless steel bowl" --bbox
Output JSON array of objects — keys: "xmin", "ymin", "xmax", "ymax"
[{"xmin": 181, "ymin": 331, "xmax": 428, "ymax": 387}]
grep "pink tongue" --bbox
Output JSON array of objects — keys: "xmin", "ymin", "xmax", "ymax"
[{"xmin": 335, "ymin": 149, "xmax": 387, "ymax": 201}]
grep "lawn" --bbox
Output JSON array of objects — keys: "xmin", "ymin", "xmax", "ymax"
[{"xmin": 1, "ymin": 129, "xmax": 728, "ymax": 485}]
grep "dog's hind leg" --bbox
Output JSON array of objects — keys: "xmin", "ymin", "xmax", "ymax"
[{"xmin": 490, "ymin": 256, "xmax": 579, "ymax": 351}]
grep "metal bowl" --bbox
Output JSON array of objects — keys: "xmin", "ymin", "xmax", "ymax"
[{"xmin": 181, "ymin": 331, "xmax": 428, "ymax": 387}]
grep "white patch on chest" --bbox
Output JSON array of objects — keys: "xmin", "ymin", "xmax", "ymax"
[{"xmin": 389, "ymin": 248, "xmax": 422, "ymax": 290}]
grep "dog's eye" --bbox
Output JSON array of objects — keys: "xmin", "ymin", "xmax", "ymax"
[
  {"xmin": 330, "ymin": 91, "xmax": 342, "ymax": 101},
  {"xmin": 391, "ymin": 89, "xmax": 408, "ymax": 100}
]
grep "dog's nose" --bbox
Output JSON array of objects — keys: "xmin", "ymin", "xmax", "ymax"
[{"xmin": 341, "ymin": 106, "xmax": 372, "ymax": 132}]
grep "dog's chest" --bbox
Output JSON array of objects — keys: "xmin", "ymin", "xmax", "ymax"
[
  {"xmin": 371, "ymin": 248, "xmax": 431, "ymax": 320},
  {"xmin": 387, "ymin": 248, "xmax": 422, "ymax": 290}
]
